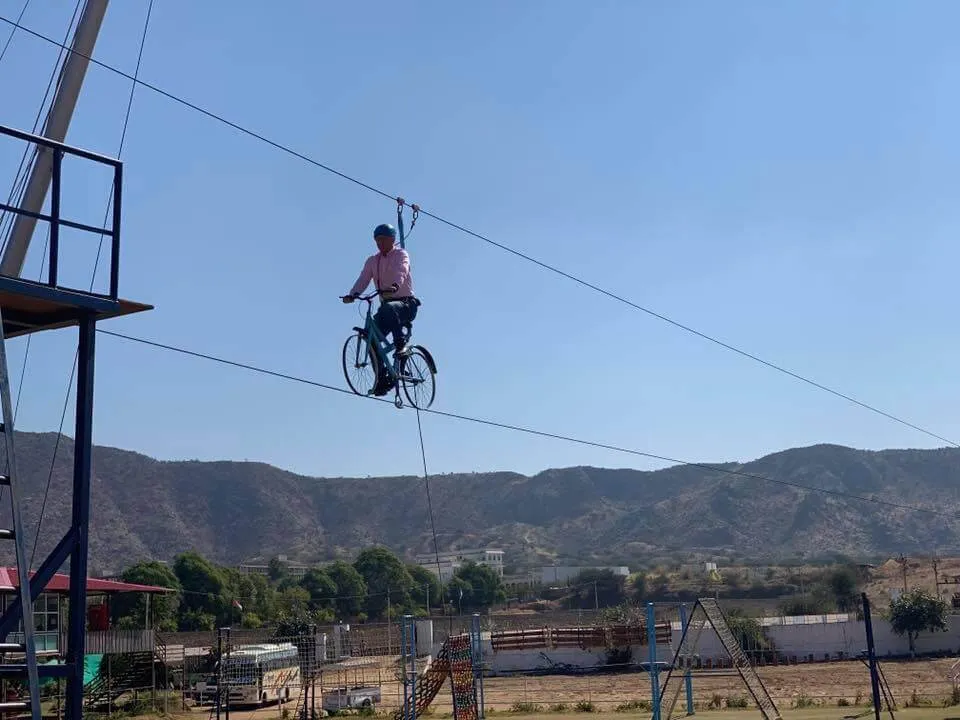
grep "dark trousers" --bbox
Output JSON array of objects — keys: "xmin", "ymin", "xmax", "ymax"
[{"xmin": 375, "ymin": 297, "xmax": 419, "ymax": 352}]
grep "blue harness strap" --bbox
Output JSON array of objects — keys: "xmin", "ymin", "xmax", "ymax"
[
  {"xmin": 395, "ymin": 197, "xmax": 419, "ymax": 250},
  {"xmin": 397, "ymin": 199, "xmax": 406, "ymax": 249}
]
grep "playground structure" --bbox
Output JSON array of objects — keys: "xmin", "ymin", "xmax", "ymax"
[
  {"xmin": 396, "ymin": 615, "xmax": 484, "ymax": 720},
  {"xmin": 394, "ymin": 602, "xmax": 782, "ymax": 720},
  {"xmin": 657, "ymin": 598, "xmax": 783, "ymax": 720}
]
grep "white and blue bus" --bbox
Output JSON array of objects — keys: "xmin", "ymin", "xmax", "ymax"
[{"xmin": 200, "ymin": 642, "xmax": 301, "ymax": 707}]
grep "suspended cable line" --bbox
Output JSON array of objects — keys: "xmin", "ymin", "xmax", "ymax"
[
  {"xmin": 1, "ymin": 13, "xmax": 955, "ymax": 449},
  {"xmin": 0, "ymin": 0, "xmax": 30, "ymax": 66},
  {"xmin": 96, "ymin": 328, "xmax": 959, "ymax": 521}
]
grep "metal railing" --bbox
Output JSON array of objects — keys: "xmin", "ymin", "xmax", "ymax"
[{"xmin": 0, "ymin": 123, "xmax": 123, "ymax": 299}]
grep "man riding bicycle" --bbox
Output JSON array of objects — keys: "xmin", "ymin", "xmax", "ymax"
[{"xmin": 342, "ymin": 223, "xmax": 420, "ymax": 396}]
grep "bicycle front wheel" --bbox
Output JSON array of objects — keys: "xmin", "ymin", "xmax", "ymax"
[
  {"xmin": 342, "ymin": 334, "xmax": 378, "ymax": 396},
  {"xmin": 400, "ymin": 347, "xmax": 436, "ymax": 409}
]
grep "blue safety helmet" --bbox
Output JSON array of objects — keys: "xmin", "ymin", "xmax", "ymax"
[{"xmin": 373, "ymin": 223, "xmax": 397, "ymax": 239}]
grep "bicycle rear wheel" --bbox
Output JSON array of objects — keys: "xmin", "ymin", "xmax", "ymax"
[
  {"xmin": 400, "ymin": 347, "xmax": 436, "ymax": 409},
  {"xmin": 342, "ymin": 334, "xmax": 378, "ymax": 396}
]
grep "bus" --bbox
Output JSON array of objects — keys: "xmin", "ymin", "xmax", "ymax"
[{"xmin": 205, "ymin": 642, "xmax": 302, "ymax": 707}]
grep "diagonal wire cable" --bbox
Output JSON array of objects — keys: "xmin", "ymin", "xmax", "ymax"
[
  {"xmin": 95, "ymin": 328, "xmax": 960, "ymax": 521},
  {"xmin": 0, "ymin": 0, "xmax": 30, "ymax": 66},
  {"xmin": 29, "ymin": 0, "xmax": 155, "ymax": 568},
  {"xmin": 0, "ymin": 0, "xmax": 83, "ymax": 258},
  {"xmin": 1, "ymin": 13, "xmax": 956, "ymax": 449},
  {"xmin": 414, "ymin": 408, "xmax": 446, "ymax": 616}
]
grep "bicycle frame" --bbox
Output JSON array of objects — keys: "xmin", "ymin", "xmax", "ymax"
[{"xmin": 353, "ymin": 298, "xmax": 403, "ymax": 381}]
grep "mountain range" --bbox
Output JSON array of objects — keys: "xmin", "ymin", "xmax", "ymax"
[{"xmin": 5, "ymin": 431, "xmax": 959, "ymax": 575}]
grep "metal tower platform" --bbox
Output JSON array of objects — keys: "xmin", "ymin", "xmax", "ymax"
[{"xmin": 0, "ymin": 123, "xmax": 152, "ymax": 720}]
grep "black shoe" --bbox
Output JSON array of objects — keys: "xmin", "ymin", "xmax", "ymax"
[{"xmin": 370, "ymin": 377, "xmax": 396, "ymax": 397}]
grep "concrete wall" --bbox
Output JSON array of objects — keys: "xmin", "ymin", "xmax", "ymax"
[
  {"xmin": 670, "ymin": 616, "xmax": 960, "ymax": 662},
  {"xmin": 472, "ymin": 636, "xmax": 675, "ymax": 675},
  {"xmin": 444, "ymin": 614, "xmax": 960, "ymax": 675}
]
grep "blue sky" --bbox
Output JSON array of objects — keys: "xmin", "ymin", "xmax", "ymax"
[{"xmin": 1, "ymin": 0, "xmax": 960, "ymax": 481}]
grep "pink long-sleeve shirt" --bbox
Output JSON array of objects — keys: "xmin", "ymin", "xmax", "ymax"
[{"xmin": 349, "ymin": 247, "xmax": 415, "ymax": 300}]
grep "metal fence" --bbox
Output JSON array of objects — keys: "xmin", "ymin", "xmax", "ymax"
[{"xmin": 63, "ymin": 605, "xmax": 960, "ymax": 719}]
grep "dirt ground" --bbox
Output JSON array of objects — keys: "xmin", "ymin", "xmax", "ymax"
[
  {"xmin": 165, "ymin": 657, "xmax": 959, "ymax": 720},
  {"xmin": 863, "ymin": 557, "xmax": 960, "ymax": 609}
]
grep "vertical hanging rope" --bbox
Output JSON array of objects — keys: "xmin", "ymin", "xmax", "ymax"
[{"xmin": 415, "ymin": 406, "xmax": 451, "ymax": 631}]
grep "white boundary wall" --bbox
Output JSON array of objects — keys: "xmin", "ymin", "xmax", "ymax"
[
  {"xmin": 670, "ymin": 614, "xmax": 960, "ymax": 661},
  {"xmin": 429, "ymin": 613, "xmax": 960, "ymax": 674}
]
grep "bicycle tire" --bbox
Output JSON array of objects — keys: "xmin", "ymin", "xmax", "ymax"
[
  {"xmin": 342, "ymin": 333, "xmax": 378, "ymax": 396},
  {"xmin": 400, "ymin": 346, "xmax": 436, "ymax": 409}
]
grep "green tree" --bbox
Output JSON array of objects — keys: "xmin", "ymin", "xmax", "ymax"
[
  {"xmin": 278, "ymin": 586, "xmax": 311, "ymax": 615},
  {"xmin": 326, "ymin": 561, "xmax": 367, "ymax": 619},
  {"xmin": 240, "ymin": 613, "xmax": 263, "ymax": 629},
  {"xmin": 889, "ymin": 587, "xmax": 949, "ymax": 653},
  {"xmin": 447, "ymin": 576, "xmax": 471, "ymax": 613},
  {"xmin": 112, "ymin": 561, "xmax": 182, "ymax": 631},
  {"xmin": 222, "ymin": 568, "xmax": 280, "ymax": 624},
  {"xmin": 179, "ymin": 608, "xmax": 216, "ymax": 631},
  {"xmin": 353, "ymin": 547, "xmax": 414, "ymax": 619},
  {"xmin": 407, "ymin": 565, "xmax": 442, "ymax": 612},
  {"xmin": 724, "ymin": 608, "xmax": 776, "ymax": 662},
  {"xmin": 828, "ymin": 566, "xmax": 859, "ymax": 612},
  {"xmin": 779, "ymin": 581, "xmax": 836, "ymax": 616},
  {"xmin": 300, "ymin": 569, "xmax": 338, "ymax": 611},
  {"xmin": 268, "ymin": 557, "xmax": 289, "ymax": 585},
  {"xmin": 449, "ymin": 561, "xmax": 506, "ymax": 612},
  {"xmin": 629, "ymin": 572, "xmax": 647, "ymax": 601},
  {"xmin": 173, "ymin": 551, "xmax": 228, "ymax": 628},
  {"xmin": 567, "ymin": 569, "xmax": 627, "ymax": 609}
]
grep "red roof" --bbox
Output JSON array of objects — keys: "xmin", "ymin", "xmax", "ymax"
[{"xmin": 0, "ymin": 568, "xmax": 176, "ymax": 594}]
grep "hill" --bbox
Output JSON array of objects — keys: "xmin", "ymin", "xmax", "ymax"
[{"xmin": 6, "ymin": 432, "xmax": 960, "ymax": 574}]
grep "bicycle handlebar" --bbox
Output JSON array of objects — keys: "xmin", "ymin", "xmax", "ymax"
[
  {"xmin": 340, "ymin": 291, "xmax": 378, "ymax": 302},
  {"xmin": 340, "ymin": 285, "xmax": 398, "ymax": 303}
]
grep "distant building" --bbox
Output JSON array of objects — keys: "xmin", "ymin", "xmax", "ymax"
[
  {"xmin": 540, "ymin": 565, "xmax": 630, "ymax": 586},
  {"xmin": 414, "ymin": 549, "xmax": 504, "ymax": 583},
  {"xmin": 238, "ymin": 554, "xmax": 316, "ymax": 580}
]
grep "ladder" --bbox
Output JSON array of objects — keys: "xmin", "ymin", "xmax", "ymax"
[
  {"xmin": 699, "ymin": 598, "xmax": 781, "ymax": 720},
  {"xmin": 659, "ymin": 608, "xmax": 710, "ymax": 720},
  {"xmin": 0, "ymin": 308, "xmax": 42, "ymax": 720},
  {"xmin": 393, "ymin": 641, "xmax": 451, "ymax": 720}
]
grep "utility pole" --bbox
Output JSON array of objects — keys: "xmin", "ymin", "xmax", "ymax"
[
  {"xmin": 593, "ymin": 580, "xmax": 599, "ymax": 611},
  {"xmin": 896, "ymin": 554, "xmax": 908, "ymax": 593},
  {"xmin": 386, "ymin": 587, "xmax": 392, "ymax": 654},
  {"xmin": 0, "ymin": 0, "xmax": 110, "ymax": 277},
  {"xmin": 933, "ymin": 554, "xmax": 942, "ymax": 599}
]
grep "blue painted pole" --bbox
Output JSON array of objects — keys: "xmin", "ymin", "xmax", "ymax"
[
  {"xmin": 678, "ymin": 603, "xmax": 694, "ymax": 715},
  {"xmin": 648, "ymin": 603, "xmax": 661, "ymax": 720},
  {"xmin": 400, "ymin": 616, "xmax": 409, "ymax": 720},
  {"xmin": 401, "ymin": 615, "xmax": 417, "ymax": 720},
  {"xmin": 410, "ymin": 616, "xmax": 417, "ymax": 720},
  {"xmin": 472, "ymin": 614, "xmax": 485, "ymax": 719}
]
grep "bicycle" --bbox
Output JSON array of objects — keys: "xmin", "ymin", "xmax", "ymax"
[{"xmin": 340, "ymin": 290, "xmax": 437, "ymax": 409}]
